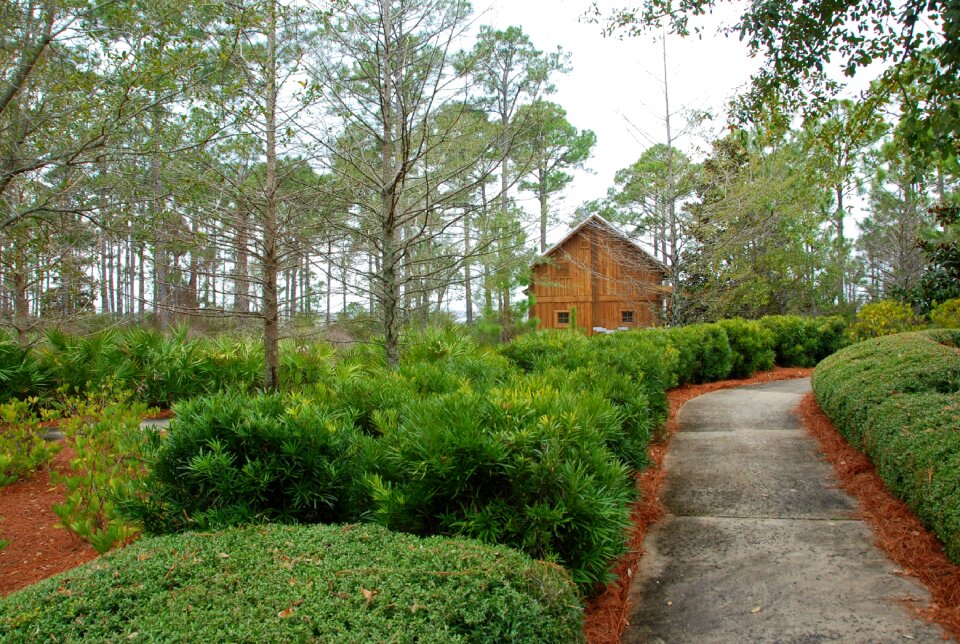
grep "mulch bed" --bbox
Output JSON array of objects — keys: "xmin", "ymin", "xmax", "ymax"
[
  {"xmin": 583, "ymin": 367, "xmax": 814, "ymax": 643},
  {"xmin": 0, "ymin": 446, "xmax": 97, "ymax": 596},
  {"xmin": 798, "ymin": 393, "xmax": 960, "ymax": 640}
]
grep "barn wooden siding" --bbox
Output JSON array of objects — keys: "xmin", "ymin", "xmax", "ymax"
[{"xmin": 529, "ymin": 217, "xmax": 667, "ymax": 335}]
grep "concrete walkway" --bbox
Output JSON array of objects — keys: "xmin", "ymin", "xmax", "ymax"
[{"xmin": 624, "ymin": 378, "xmax": 945, "ymax": 643}]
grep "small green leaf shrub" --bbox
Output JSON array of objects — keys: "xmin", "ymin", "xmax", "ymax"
[
  {"xmin": 759, "ymin": 314, "xmax": 850, "ymax": 367},
  {"xmin": 715, "ymin": 318, "xmax": 776, "ymax": 378},
  {"xmin": 124, "ymin": 392, "xmax": 369, "ymax": 533},
  {"xmin": 931, "ymin": 298, "xmax": 960, "ymax": 329},
  {"xmin": 0, "ymin": 523, "xmax": 584, "ymax": 642},
  {"xmin": 51, "ymin": 392, "xmax": 149, "ymax": 553},
  {"xmin": 852, "ymin": 300, "xmax": 922, "ymax": 340},
  {"xmin": 812, "ymin": 330, "xmax": 960, "ymax": 561},
  {"xmin": 665, "ymin": 323, "xmax": 734, "ymax": 384},
  {"xmin": 0, "ymin": 400, "xmax": 61, "ymax": 487}
]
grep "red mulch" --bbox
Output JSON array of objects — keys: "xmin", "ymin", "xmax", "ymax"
[
  {"xmin": 797, "ymin": 393, "xmax": 960, "ymax": 640},
  {"xmin": 583, "ymin": 367, "xmax": 814, "ymax": 643},
  {"xmin": 0, "ymin": 446, "xmax": 98, "ymax": 596}
]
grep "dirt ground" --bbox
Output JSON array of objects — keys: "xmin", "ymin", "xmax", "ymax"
[{"xmin": 0, "ymin": 446, "xmax": 98, "ymax": 596}]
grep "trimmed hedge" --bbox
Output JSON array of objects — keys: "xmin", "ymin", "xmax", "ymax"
[
  {"xmin": 665, "ymin": 323, "xmax": 733, "ymax": 385},
  {"xmin": 716, "ymin": 318, "xmax": 775, "ymax": 379},
  {"xmin": 0, "ymin": 523, "xmax": 584, "ymax": 642},
  {"xmin": 759, "ymin": 315, "xmax": 850, "ymax": 367},
  {"xmin": 812, "ymin": 330, "xmax": 960, "ymax": 561}
]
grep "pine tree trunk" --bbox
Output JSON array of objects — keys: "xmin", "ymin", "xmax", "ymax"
[{"xmin": 262, "ymin": 0, "xmax": 281, "ymax": 390}]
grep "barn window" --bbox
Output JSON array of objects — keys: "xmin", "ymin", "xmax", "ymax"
[
  {"xmin": 555, "ymin": 261, "xmax": 570, "ymax": 278},
  {"xmin": 556, "ymin": 311, "xmax": 571, "ymax": 326},
  {"xmin": 621, "ymin": 310, "xmax": 635, "ymax": 324}
]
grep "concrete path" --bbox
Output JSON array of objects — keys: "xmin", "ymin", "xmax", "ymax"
[{"xmin": 624, "ymin": 379, "xmax": 945, "ymax": 643}]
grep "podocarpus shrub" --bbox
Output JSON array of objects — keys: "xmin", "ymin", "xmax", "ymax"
[
  {"xmin": 123, "ymin": 392, "xmax": 369, "ymax": 533},
  {"xmin": 812, "ymin": 330, "xmax": 960, "ymax": 561},
  {"xmin": 759, "ymin": 315, "xmax": 850, "ymax": 367},
  {"xmin": 665, "ymin": 323, "xmax": 733, "ymax": 384},
  {"xmin": 367, "ymin": 383, "xmax": 635, "ymax": 588},
  {"xmin": 499, "ymin": 329, "xmax": 671, "ymax": 434},
  {"xmin": 0, "ymin": 523, "xmax": 585, "ymax": 643},
  {"xmin": 715, "ymin": 318, "xmax": 776, "ymax": 379}
]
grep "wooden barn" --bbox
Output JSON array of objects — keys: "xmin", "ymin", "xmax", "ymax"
[{"xmin": 528, "ymin": 215, "xmax": 669, "ymax": 334}]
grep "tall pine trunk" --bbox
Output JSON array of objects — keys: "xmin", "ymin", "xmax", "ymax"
[{"xmin": 262, "ymin": 0, "xmax": 281, "ymax": 390}]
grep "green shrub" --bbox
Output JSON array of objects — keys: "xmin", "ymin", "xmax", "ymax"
[
  {"xmin": 0, "ymin": 342, "xmax": 50, "ymax": 403},
  {"xmin": 813, "ymin": 330, "xmax": 960, "ymax": 446},
  {"xmin": 813, "ymin": 330, "xmax": 960, "ymax": 562},
  {"xmin": 501, "ymin": 329, "xmax": 678, "ymax": 436},
  {"xmin": 715, "ymin": 318, "xmax": 776, "ymax": 378},
  {"xmin": 815, "ymin": 315, "xmax": 852, "ymax": 359},
  {"xmin": 0, "ymin": 523, "xmax": 584, "ymax": 643},
  {"xmin": 51, "ymin": 392, "xmax": 148, "ymax": 553},
  {"xmin": 759, "ymin": 315, "xmax": 831, "ymax": 367},
  {"xmin": 278, "ymin": 338, "xmax": 339, "ymax": 391},
  {"xmin": 314, "ymin": 368, "xmax": 418, "ymax": 436},
  {"xmin": 665, "ymin": 323, "xmax": 733, "ymax": 384},
  {"xmin": 367, "ymin": 385, "xmax": 635, "ymax": 589},
  {"xmin": 0, "ymin": 400, "xmax": 61, "ymax": 487},
  {"xmin": 931, "ymin": 298, "xmax": 960, "ymax": 329},
  {"xmin": 499, "ymin": 329, "xmax": 592, "ymax": 372},
  {"xmin": 852, "ymin": 300, "xmax": 921, "ymax": 340},
  {"xmin": 40, "ymin": 328, "xmax": 132, "ymax": 397},
  {"xmin": 123, "ymin": 392, "xmax": 368, "ymax": 533},
  {"xmin": 862, "ymin": 392, "xmax": 960, "ymax": 561},
  {"xmin": 193, "ymin": 334, "xmax": 264, "ymax": 392}
]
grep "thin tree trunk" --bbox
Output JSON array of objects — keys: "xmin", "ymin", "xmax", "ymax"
[
  {"xmin": 138, "ymin": 242, "xmax": 145, "ymax": 317},
  {"xmin": 100, "ymin": 236, "xmax": 109, "ymax": 314},
  {"xmin": 13, "ymin": 269, "xmax": 29, "ymax": 347},
  {"xmin": 326, "ymin": 239, "xmax": 332, "ymax": 323},
  {"xmin": 464, "ymin": 209, "xmax": 473, "ymax": 324},
  {"xmin": 235, "ymin": 206, "xmax": 249, "ymax": 313},
  {"xmin": 379, "ymin": 0, "xmax": 401, "ymax": 369},
  {"xmin": 262, "ymin": 0, "xmax": 281, "ymax": 390},
  {"xmin": 539, "ymin": 170, "xmax": 548, "ymax": 253},
  {"xmin": 663, "ymin": 36, "xmax": 679, "ymax": 323}
]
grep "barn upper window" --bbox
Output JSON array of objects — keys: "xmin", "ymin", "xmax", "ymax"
[
  {"xmin": 555, "ymin": 261, "xmax": 570, "ymax": 278},
  {"xmin": 556, "ymin": 311, "xmax": 571, "ymax": 326},
  {"xmin": 621, "ymin": 310, "xmax": 635, "ymax": 324}
]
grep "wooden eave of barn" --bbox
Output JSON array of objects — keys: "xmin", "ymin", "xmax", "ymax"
[{"xmin": 528, "ymin": 214, "xmax": 670, "ymax": 334}]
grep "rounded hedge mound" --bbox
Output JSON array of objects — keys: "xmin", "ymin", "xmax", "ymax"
[
  {"xmin": 0, "ymin": 523, "xmax": 584, "ymax": 643},
  {"xmin": 812, "ymin": 329, "xmax": 960, "ymax": 561}
]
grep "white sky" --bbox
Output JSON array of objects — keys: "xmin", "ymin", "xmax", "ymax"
[{"xmin": 472, "ymin": 0, "xmax": 763, "ymax": 245}]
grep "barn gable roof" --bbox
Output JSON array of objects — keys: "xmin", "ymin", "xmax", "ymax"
[{"xmin": 535, "ymin": 214, "xmax": 669, "ymax": 275}]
